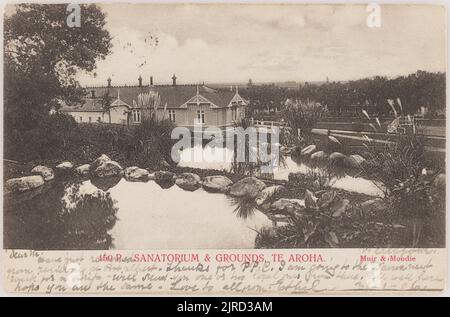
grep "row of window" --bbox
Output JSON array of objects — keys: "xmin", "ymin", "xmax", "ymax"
[{"xmin": 77, "ymin": 108, "xmax": 240, "ymax": 124}]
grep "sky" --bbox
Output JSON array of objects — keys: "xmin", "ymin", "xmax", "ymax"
[{"xmin": 76, "ymin": 3, "xmax": 446, "ymax": 86}]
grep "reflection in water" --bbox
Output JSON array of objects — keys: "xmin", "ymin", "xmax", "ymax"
[
  {"xmin": 4, "ymin": 180, "xmax": 118, "ymax": 250},
  {"xmin": 90, "ymin": 176, "xmax": 121, "ymax": 191},
  {"xmin": 228, "ymin": 196, "xmax": 258, "ymax": 219},
  {"xmin": 154, "ymin": 179, "xmax": 175, "ymax": 189},
  {"xmin": 108, "ymin": 179, "xmax": 271, "ymax": 249},
  {"xmin": 4, "ymin": 178, "xmax": 271, "ymax": 250},
  {"xmin": 179, "ymin": 146, "xmax": 383, "ymax": 197}
]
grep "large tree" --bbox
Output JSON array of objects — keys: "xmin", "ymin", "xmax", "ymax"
[{"xmin": 4, "ymin": 4, "xmax": 112, "ymax": 130}]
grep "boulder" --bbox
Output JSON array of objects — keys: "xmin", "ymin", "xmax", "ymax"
[
  {"xmin": 75, "ymin": 164, "xmax": 91, "ymax": 176},
  {"xmin": 301, "ymin": 144, "xmax": 317, "ymax": 156},
  {"xmin": 31, "ymin": 165, "xmax": 54, "ymax": 181},
  {"xmin": 202, "ymin": 175, "xmax": 233, "ymax": 193},
  {"xmin": 5, "ymin": 175, "xmax": 45, "ymax": 194},
  {"xmin": 228, "ymin": 177, "xmax": 266, "ymax": 199},
  {"xmin": 433, "ymin": 173, "xmax": 445, "ymax": 190},
  {"xmin": 124, "ymin": 166, "xmax": 149, "ymax": 181},
  {"xmin": 329, "ymin": 152, "xmax": 347, "ymax": 166},
  {"xmin": 344, "ymin": 154, "xmax": 366, "ymax": 169},
  {"xmin": 255, "ymin": 185, "xmax": 284, "ymax": 206},
  {"xmin": 310, "ymin": 150, "xmax": 327, "ymax": 161},
  {"xmin": 154, "ymin": 171, "xmax": 176, "ymax": 182},
  {"xmin": 91, "ymin": 154, "xmax": 111, "ymax": 171},
  {"xmin": 175, "ymin": 173, "xmax": 201, "ymax": 191},
  {"xmin": 56, "ymin": 161, "xmax": 74, "ymax": 171},
  {"xmin": 271, "ymin": 198, "xmax": 305, "ymax": 214},
  {"xmin": 360, "ymin": 198, "xmax": 386, "ymax": 213},
  {"xmin": 92, "ymin": 160, "xmax": 123, "ymax": 178}
]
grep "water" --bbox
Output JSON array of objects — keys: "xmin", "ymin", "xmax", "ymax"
[
  {"xmin": 4, "ymin": 178, "xmax": 271, "ymax": 250},
  {"xmin": 178, "ymin": 145, "xmax": 383, "ymax": 197}
]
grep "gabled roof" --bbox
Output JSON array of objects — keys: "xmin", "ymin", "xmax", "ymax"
[
  {"xmin": 59, "ymin": 98, "xmax": 104, "ymax": 112},
  {"xmin": 60, "ymin": 84, "xmax": 247, "ymax": 112}
]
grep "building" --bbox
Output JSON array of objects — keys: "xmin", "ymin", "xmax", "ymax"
[{"xmin": 60, "ymin": 75, "xmax": 248, "ymax": 129}]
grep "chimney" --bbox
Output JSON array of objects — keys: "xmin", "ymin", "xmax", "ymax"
[
  {"xmin": 91, "ymin": 90, "xmax": 95, "ymax": 98},
  {"xmin": 107, "ymin": 77, "xmax": 112, "ymax": 87},
  {"xmin": 172, "ymin": 74, "xmax": 177, "ymax": 86},
  {"xmin": 150, "ymin": 76, "xmax": 154, "ymax": 86},
  {"xmin": 138, "ymin": 75, "xmax": 143, "ymax": 87}
]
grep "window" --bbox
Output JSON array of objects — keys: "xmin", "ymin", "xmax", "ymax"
[
  {"xmin": 79, "ymin": 116, "xmax": 82, "ymax": 122},
  {"xmin": 89, "ymin": 117, "xmax": 92, "ymax": 123},
  {"xmin": 197, "ymin": 110, "xmax": 205, "ymax": 124},
  {"xmin": 132, "ymin": 110, "xmax": 141, "ymax": 123},
  {"xmin": 169, "ymin": 110, "xmax": 176, "ymax": 122},
  {"xmin": 232, "ymin": 108, "xmax": 237, "ymax": 121},
  {"xmin": 98, "ymin": 117, "xmax": 101, "ymax": 122}
]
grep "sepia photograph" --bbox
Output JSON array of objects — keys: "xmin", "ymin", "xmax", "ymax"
[{"xmin": 2, "ymin": 2, "xmax": 446, "ymax": 255}]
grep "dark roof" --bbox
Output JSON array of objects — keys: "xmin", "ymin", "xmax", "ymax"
[
  {"xmin": 59, "ymin": 98, "xmax": 104, "ymax": 112},
  {"xmin": 60, "ymin": 84, "xmax": 245, "ymax": 112}
]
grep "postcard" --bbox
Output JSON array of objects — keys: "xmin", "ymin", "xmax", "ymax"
[{"xmin": 2, "ymin": 2, "xmax": 447, "ymax": 296}]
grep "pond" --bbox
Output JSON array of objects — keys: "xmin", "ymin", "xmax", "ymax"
[
  {"xmin": 4, "ymin": 179, "xmax": 271, "ymax": 250},
  {"xmin": 178, "ymin": 145, "xmax": 383, "ymax": 197}
]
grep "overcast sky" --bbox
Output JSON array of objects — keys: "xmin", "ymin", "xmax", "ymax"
[{"xmin": 76, "ymin": 4, "xmax": 446, "ymax": 86}]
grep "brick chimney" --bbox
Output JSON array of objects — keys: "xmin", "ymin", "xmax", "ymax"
[
  {"xmin": 150, "ymin": 76, "xmax": 154, "ymax": 86},
  {"xmin": 107, "ymin": 77, "xmax": 111, "ymax": 87},
  {"xmin": 138, "ymin": 75, "xmax": 143, "ymax": 87},
  {"xmin": 172, "ymin": 74, "xmax": 177, "ymax": 86}
]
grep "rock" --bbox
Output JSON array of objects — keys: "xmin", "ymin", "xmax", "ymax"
[
  {"xmin": 228, "ymin": 177, "xmax": 266, "ymax": 199},
  {"xmin": 92, "ymin": 160, "xmax": 123, "ymax": 178},
  {"xmin": 5, "ymin": 175, "xmax": 45, "ymax": 194},
  {"xmin": 91, "ymin": 154, "xmax": 111, "ymax": 171},
  {"xmin": 329, "ymin": 152, "xmax": 347, "ymax": 166},
  {"xmin": 154, "ymin": 171, "xmax": 175, "ymax": 183},
  {"xmin": 148, "ymin": 172, "xmax": 156, "ymax": 180},
  {"xmin": 31, "ymin": 165, "xmax": 54, "ymax": 181},
  {"xmin": 310, "ymin": 151, "xmax": 327, "ymax": 161},
  {"xmin": 56, "ymin": 161, "xmax": 73, "ymax": 171},
  {"xmin": 361, "ymin": 198, "xmax": 385, "ymax": 213},
  {"xmin": 255, "ymin": 185, "xmax": 284, "ymax": 206},
  {"xmin": 350, "ymin": 154, "xmax": 366, "ymax": 165},
  {"xmin": 301, "ymin": 144, "xmax": 317, "ymax": 156},
  {"xmin": 202, "ymin": 175, "xmax": 233, "ymax": 193},
  {"xmin": 433, "ymin": 173, "xmax": 445, "ymax": 190},
  {"xmin": 344, "ymin": 154, "xmax": 366, "ymax": 169},
  {"xmin": 271, "ymin": 198, "xmax": 305, "ymax": 214},
  {"xmin": 75, "ymin": 164, "xmax": 90, "ymax": 176},
  {"xmin": 124, "ymin": 166, "xmax": 149, "ymax": 181},
  {"xmin": 175, "ymin": 173, "xmax": 201, "ymax": 191}
]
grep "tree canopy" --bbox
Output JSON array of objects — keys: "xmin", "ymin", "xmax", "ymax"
[
  {"xmin": 239, "ymin": 70, "xmax": 445, "ymax": 117},
  {"xmin": 4, "ymin": 4, "xmax": 112, "ymax": 130}
]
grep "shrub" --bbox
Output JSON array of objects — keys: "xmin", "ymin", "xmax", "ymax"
[
  {"xmin": 132, "ymin": 117, "xmax": 176, "ymax": 167},
  {"xmin": 281, "ymin": 99, "xmax": 327, "ymax": 140},
  {"xmin": 4, "ymin": 112, "xmax": 79, "ymax": 162},
  {"xmin": 362, "ymin": 132, "xmax": 426, "ymax": 195}
]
